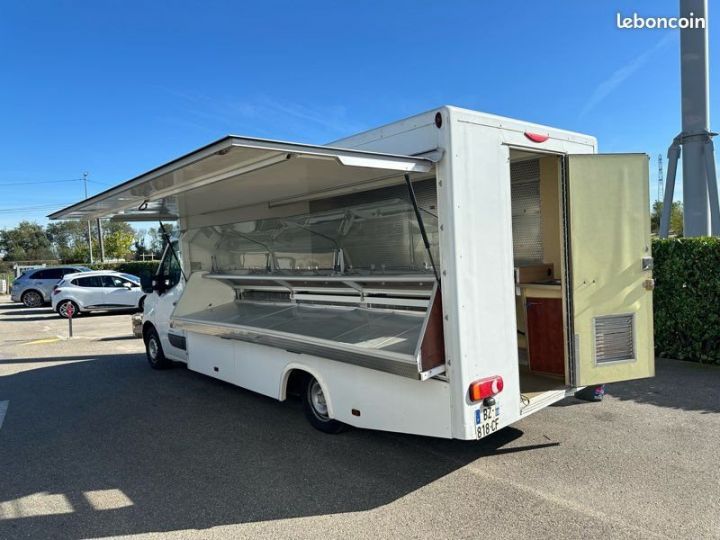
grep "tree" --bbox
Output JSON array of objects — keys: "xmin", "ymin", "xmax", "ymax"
[
  {"xmin": 147, "ymin": 223, "xmax": 175, "ymax": 256},
  {"xmin": 0, "ymin": 221, "xmax": 55, "ymax": 261},
  {"xmin": 0, "ymin": 220, "xmax": 142, "ymax": 263},
  {"xmin": 46, "ymin": 220, "xmax": 137, "ymax": 261},
  {"xmin": 46, "ymin": 221, "xmax": 90, "ymax": 261},
  {"xmin": 651, "ymin": 201, "xmax": 684, "ymax": 236},
  {"xmin": 104, "ymin": 230, "xmax": 135, "ymax": 259},
  {"xmin": 102, "ymin": 221, "xmax": 134, "ymax": 238},
  {"xmin": 133, "ymin": 228, "xmax": 150, "ymax": 259},
  {"xmin": 98, "ymin": 221, "xmax": 134, "ymax": 260}
]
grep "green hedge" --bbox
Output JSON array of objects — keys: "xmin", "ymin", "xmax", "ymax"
[
  {"xmin": 88, "ymin": 261, "xmax": 160, "ymax": 283},
  {"xmin": 653, "ymin": 237, "xmax": 720, "ymax": 364}
]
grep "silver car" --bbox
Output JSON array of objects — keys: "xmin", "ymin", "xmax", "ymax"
[
  {"xmin": 52, "ymin": 271, "xmax": 144, "ymax": 318},
  {"xmin": 10, "ymin": 266, "xmax": 91, "ymax": 307}
]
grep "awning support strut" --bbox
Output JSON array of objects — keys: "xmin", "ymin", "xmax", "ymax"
[{"xmin": 404, "ymin": 174, "xmax": 439, "ymax": 282}]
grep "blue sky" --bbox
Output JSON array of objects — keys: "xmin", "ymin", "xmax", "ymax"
[{"xmin": 0, "ymin": 0, "xmax": 716, "ymax": 228}]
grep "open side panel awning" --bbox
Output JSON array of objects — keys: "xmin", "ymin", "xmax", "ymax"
[{"xmin": 48, "ymin": 136, "xmax": 436, "ymax": 221}]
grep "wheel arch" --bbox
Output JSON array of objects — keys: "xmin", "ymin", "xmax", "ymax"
[
  {"xmin": 21, "ymin": 288, "xmax": 44, "ymax": 301},
  {"xmin": 279, "ymin": 364, "xmax": 336, "ymax": 418},
  {"xmin": 142, "ymin": 321, "xmax": 156, "ymax": 343}
]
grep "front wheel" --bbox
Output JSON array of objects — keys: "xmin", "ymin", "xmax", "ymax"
[
  {"xmin": 145, "ymin": 327, "xmax": 172, "ymax": 369},
  {"xmin": 302, "ymin": 376, "xmax": 347, "ymax": 434},
  {"xmin": 57, "ymin": 300, "xmax": 80, "ymax": 319}
]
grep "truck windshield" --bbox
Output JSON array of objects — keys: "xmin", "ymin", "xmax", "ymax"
[{"xmin": 158, "ymin": 239, "xmax": 183, "ymax": 287}]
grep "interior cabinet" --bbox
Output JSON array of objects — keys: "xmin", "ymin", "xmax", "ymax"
[{"xmin": 525, "ymin": 296, "xmax": 565, "ymax": 376}]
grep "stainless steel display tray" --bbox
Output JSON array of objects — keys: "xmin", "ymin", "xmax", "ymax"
[{"xmin": 172, "ymin": 301, "xmax": 443, "ymax": 380}]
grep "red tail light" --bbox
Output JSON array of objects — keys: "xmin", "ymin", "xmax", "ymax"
[
  {"xmin": 524, "ymin": 131, "xmax": 549, "ymax": 143},
  {"xmin": 469, "ymin": 376, "xmax": 504, "ymax": 402}
]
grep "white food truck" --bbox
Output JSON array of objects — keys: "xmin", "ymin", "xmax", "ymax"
[{"xmin": 50, "ymin": 106, "xmax": 654, "ymax": 440}]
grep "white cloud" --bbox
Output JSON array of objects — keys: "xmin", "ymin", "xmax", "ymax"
[
  {"xmin": 151, "ymin": 85, "xmax": 364, "ymax": 142},
  {"xmin": 580, "ymin": 32, "xmax": 676, "ymax": 118}
]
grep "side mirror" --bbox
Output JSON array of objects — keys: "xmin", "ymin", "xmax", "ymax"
[
  {"xmin": 141, "ymin": 276, "xmax": 153, "ymax": 294},
  {"xmin": 151, "ymin": 275, "xmax": 166, "ymax": 294},
  {"xmin": 152, "ymin": 276, "xmax": 173, "ymax": 295}
]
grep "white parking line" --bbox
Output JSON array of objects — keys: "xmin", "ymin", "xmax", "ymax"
[{"xmin": 0, "ymin": 401, "xmax": 8, "ymax": 431}]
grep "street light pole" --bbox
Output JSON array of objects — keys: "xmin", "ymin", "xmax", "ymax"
[
  {"xmin": 83, "ymin": 171, "xmax": 94, "ymax": 264},
  {"xmin": 96, "ymin": 218, "xmax": 105, "ymax": 263}
]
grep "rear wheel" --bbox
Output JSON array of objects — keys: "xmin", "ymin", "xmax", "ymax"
[
  {"xmin": 145, "ymin": 327, "xmax": 172, "ymax": 369},
  {"xmin": 302, "ymin": 376, "xmax": 347, "ymax": 434},
  {"xmin": 56, "ymin": 300, "xmax": 80, "ymax": 319},
  {"xmin": 21, "ymin": 290, "xmax": 43, "ymax": 308}
]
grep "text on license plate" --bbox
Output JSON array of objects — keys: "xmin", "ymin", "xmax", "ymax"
[{"xmin": 475, "ymin": 405, "xmax": 500, "ymax": 439}]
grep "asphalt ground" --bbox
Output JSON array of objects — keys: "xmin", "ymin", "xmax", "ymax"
[{"xmin": 0, "ymin": 296, "xmax": 718, "ymax": 539}]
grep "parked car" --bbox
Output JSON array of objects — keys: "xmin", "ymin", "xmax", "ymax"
[
  {"xmin": 52, "ymin": 271, "xmax": 145, "ymax": 318},
  {"xmin": 10, "ymin": 265, "xmax": 92, "ymax": 307}
]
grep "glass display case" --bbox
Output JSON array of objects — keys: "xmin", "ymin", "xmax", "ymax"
[
  {"xmin": 173, "ymin": 196, "xmax": 446, "ymax": 380},
  {"xmin": 185, "ymin": 198, "xmax": 438, "ymax": 277}
]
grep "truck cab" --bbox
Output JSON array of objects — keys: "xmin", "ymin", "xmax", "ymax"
[{"xmin": 141, "ymin": 237, "xmax": 187, "ymax": 365}]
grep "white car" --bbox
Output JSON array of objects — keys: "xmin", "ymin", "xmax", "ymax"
[{"xmin": 52, "ymin": 271, "xmax": 146, "ymax": 318}]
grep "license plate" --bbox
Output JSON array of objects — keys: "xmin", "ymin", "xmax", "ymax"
[{"xmin": 475, "ymin": 404, "xmax": 500, "ymax": 439}]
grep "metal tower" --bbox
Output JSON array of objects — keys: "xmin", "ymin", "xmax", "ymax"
[
  {"xmin": 658, "ymin": 154, "xmax": 664, "ymax": 204},
  {"xmin": 660, "ymin": 0, "xmax": 720, "ymax": 237}
]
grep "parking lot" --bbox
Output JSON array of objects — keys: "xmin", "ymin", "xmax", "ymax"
[{"xmin": 0, "ymin": 296, "xmax": 718, "ymax": 539}]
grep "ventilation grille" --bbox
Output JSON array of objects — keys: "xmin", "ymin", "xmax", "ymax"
[
  {"xmin": 510, "ymin": 159, "xmax": 543, "ymax": 265},
  {"xmin": 594, "ymin": 314, "xmax": 635, "ymax": 363}
]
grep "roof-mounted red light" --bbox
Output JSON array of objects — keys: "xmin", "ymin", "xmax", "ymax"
[
  {"xmin": 524, "ymin": 132, "xmax": 549, "ymax": 143},
  {"xmin": 469, "ymin": 376, "xmax": 504, "ymax": 402}
]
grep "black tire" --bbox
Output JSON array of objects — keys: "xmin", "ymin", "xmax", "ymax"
[
  {"xmin": 56, "ymin": 300, "xmax": 80, "ymax": 319},
  {"xmin": 302, "ymin": 375, "xmax": 347, "ymax": 434},
  {"xmin": 574, "ymin": 385, "xmax": 605, "ymax": 402},
  {"xmin": 21, "ymin": 290, "xmax": 44, "ymax": 308},
  {"xmin": 145, "ymin": 327, "xmax": 171, "ymax": 369}
]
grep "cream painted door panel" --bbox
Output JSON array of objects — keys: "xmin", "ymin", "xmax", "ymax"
[{"xmin": 565, "ymin": 154, "xmax": 654, "ymax": 386}]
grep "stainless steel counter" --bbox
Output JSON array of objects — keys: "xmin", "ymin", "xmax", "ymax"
[{"xmin": 172, "ymin": 300, "xmax": 440, "ymax": 380}]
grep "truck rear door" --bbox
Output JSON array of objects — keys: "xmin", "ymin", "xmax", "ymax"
[{"xmin": 565, "ymin": 154, "xmax": 654, "ymax": 386}]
